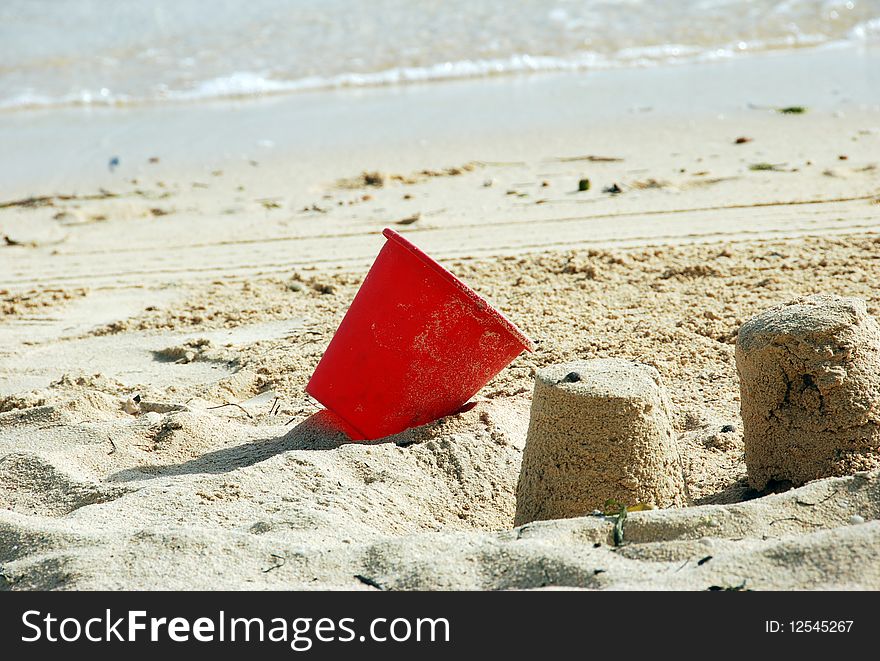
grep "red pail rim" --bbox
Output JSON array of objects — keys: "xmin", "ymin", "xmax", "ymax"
[{"xmin": 382, "ymin": 228, "xmax": 535, "ymax": 352}]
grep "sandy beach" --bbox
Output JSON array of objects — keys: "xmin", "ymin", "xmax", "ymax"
[{"xmin": 2, "ymin": 44, "xmax": 880, "ymax": 590}]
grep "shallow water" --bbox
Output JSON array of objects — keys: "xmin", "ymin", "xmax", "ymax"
[{"xmin": 2, "ymin": 0, "xmax": 879, "ymax": 110}]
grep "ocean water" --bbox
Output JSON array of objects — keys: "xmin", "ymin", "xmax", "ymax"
[{"xmin": 1, "ymin": 0, "xmax": 878, "ymax": 111}]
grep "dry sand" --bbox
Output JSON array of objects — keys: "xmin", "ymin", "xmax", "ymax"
[{"xmin": 2, "ymin": 51, "xmax": 880, "ymax": 590}]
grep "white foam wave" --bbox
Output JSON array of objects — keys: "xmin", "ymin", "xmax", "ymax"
[
  {"xmin": 0, "ymin": 31, "xmax": 874, "ymax": 113},
  {"xmin": 849, "ymin": 17, "xmax": 880, "ymax": 40}
]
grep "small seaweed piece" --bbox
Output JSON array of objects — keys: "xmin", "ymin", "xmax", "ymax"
[
  {"xmin": 749, "ymin": 162, "xmax": 785, "ymax": 172},
  {"xmin": 707, "ymin": 580, "xmax": 748, "ymax": 591},
  {"xmin": 362, "ymin": 171, "xmax": 385, "ymax": 187},
  {"xmin": 777, "ymin": 106, "xmax": 807, "ymax": 114},
  {"xmin": 354, "ymin": 574, "xmax": 387, "ymax": 590},
  {"xmin": 603, "ymin": 499, "xmax": 652, "ymax": 515},
  {"xmin": 603, "ymin": 498, "xmax": 622, "ymax": 516},
  {"xmin": 697, "ymin": 555, "xmax": 713, "ymax": 566},
  {"xmin": 396, "ymin": 212, "xmax": 421, "ymax": 226}
]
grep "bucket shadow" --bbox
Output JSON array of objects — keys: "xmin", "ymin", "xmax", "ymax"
[{"xmin": 108, "ymin": 409, "xmax": 387, "ymax": 483}]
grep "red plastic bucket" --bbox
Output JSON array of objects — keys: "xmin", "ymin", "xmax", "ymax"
[{"xmin": 306, "ymin": 228, "xmax": 534, "ymax": 440}]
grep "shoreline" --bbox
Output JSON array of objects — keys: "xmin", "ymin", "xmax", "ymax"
[
  {"xmin": 1, "ymin": 45, "xmax": 878, "ymax": 199},
  {"xmin": 0, "ymin": 38, "xmax": 869, "ymax": 115}
]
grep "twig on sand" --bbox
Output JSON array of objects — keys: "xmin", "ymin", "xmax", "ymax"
[
  {"xmin": 108, "ymin": 436, "xmax": 117, "ymax": 455},
  {"xmin": 0, "ymin": 196, "xmax": 54, "ymax": 209},
  {"xmin": 262, "ymin": 554, "xmax": 286, "ymax": 573},
  {"xmin": 473, "ymin": 160, "xmax": 526, "ymax": 167},
  {"xmin": 612, "ymin": 506, "xmax": 627, "ymax": 547},
  {"xmin": 268, "ymin": 396, "xmax": 280, "ymax": 416},
  {"xmin": 3, "ymin": 235, "xmax": 31, "ymax": 247},
  {"xmin": 354, "ymin": 574, "xmax": 387, "ymax": 591},
  {"xmin": 0, "ymin": 190, "xmax": 118, "ymax": 210},
  {"xmin": 3, "ymin": 234, "xmax": 68, "ymax": 248},
  {"xmin": 768, "ymin": 516, "xmax": 820, "ymax": 527},
  {"xmin": 206, "ymin": 402, "xmax": 253, "ymax": 419},
  {"xmin": 281, "ymin": 396, "xmax": 323, "ymax": 426},
  {"xmin": 795, "ymin": 491, "xmax": 836, "ymax": 507},
  {"xmin": 554, "ymin": 155, "xmax": 623, "ymax": 163}
]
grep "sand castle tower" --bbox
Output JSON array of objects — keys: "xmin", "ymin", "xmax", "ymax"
[
  {"xmin": 515, "ymin": 358, "xmax": 688, "ymax": 526},
  {"xmin": 736, "ymin": 294, "xmax": 880, "ymax": 489}
]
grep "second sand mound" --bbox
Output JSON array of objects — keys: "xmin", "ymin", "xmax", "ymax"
[{"xmin": 737, "ymin": 294, "xmax": 880, "ymax": 489}]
